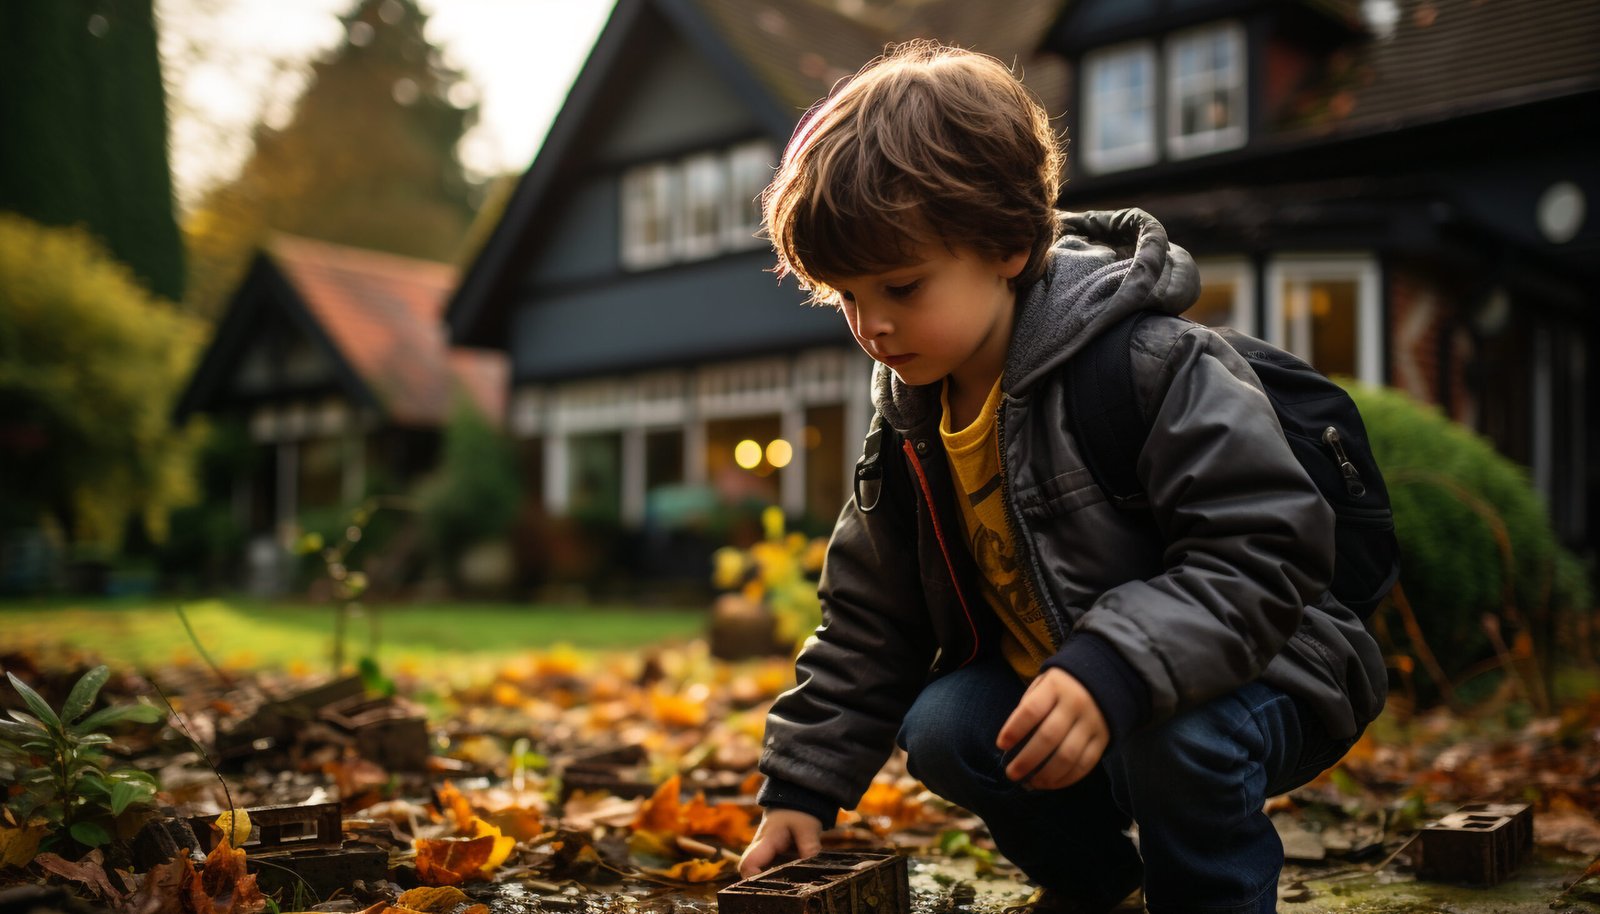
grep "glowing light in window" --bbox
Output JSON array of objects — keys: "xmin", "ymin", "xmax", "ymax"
[
  {"xmin": 734, "ymin": 439, "xmax": 763, "ymax": 469},
  {"xmin": 766, "ymin": 439, "xmax": 793, "ymax": 468}
]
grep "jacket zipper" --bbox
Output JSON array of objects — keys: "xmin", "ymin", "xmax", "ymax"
[
  {"xmin": 1321, "ymin": 426, "xmax": 1367, "ymax": 498},
  {"xmin": 995, "ymin": 400, "xmax": 1069, "ymax": 650},
  {"xmin": 902, "ymin": 439, "xmax": 983, "ymax": 668}
]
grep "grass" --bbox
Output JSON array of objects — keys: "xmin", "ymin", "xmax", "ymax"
[{"xmin": 0, "ymin": 596, "xmax": 708, "ymax": 672}]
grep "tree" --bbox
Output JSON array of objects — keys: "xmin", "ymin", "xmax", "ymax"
[
  {"xmin": 0, "ymin": 215, "xmax": 205, "ymax": 551},
  {"xmin": 0, "ymin": 0, "xmax": 185, "ymax": 301},
  {"xmin": 183, "ymin": 0, "xmax": 479, "ymax": 317}
]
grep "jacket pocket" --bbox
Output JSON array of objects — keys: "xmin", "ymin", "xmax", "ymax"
[{"xmin": 1014, "ymin": 466, "xmax": 1105, "ymax": 520}]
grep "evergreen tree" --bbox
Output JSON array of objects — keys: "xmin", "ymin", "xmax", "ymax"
[
  {"xmin": 0, "ymin": 0, "xmax": 185, "ymax": 301},
  {"xmin": 184, "ymin": 0, "xmax": 478, "ymax": 317}
]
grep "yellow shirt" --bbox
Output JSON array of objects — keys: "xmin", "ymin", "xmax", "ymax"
[{"xmin": 939, "ymin": 377, "xmax": 1056, "ymax": 679}]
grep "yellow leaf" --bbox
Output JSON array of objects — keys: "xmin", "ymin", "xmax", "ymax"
[
  {"xmin": 633, "ymin": 775, "xmax": 683, "ymax": 833},
  {"xmin": 0, "ymin": 821, "xmax": 47, "ymax": 867},
  {"xmin": 214, "ymin": 809, "xmax": 253, "ymax": 847},
  {"xmin": 464, "ymin": 818, "xmax": 514, "ymax": 871}
]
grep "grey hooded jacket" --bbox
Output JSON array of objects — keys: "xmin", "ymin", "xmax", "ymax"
[{"xmin": 757, "ymin": 208, "xmax": 1388, "ymax": 823}]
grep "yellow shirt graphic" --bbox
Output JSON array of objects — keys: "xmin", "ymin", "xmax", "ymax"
[{"xmin": 939, "ymin": 377, "xmax": 1057, "ymax": 679}]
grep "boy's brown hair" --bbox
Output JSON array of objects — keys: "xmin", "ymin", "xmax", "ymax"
[{"xmin": 763, "ymin": 40, "xmax": 1063, "ymax": 306}]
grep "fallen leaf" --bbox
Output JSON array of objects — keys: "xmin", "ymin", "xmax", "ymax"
[
  {"xmin": 633, "ymin": 775, "xmax": 683, "ymax": 833},
  {"xmin": 200, "ymin": 839, "xmax": 266, "ymax": 914},
  {"xmin": 395, "ymin": 886, "xmax": 469, "ymax": 912},
  {"xmin": 435, "ymin": 782, "xmax": 477, "ymax": 832},
  {"xmin": 0, "ymin": 820, "xmax": 47, "ymax": 867},
  {"xmin": 464, "ymin": 817, "xmax": 515, "ymax": 870},
  {"xmin": 415, "ymin": 835, "xmax": 497, "ymax": 886},
  {"xmin": 643, "ymin": 857, "xmax": 728, "ymax": 883},
  {"xmin": 35, "ymin": 850, "xmax": 123, "ymax": 902},
  {"xmin": 681, "ymin": 793, "xmax": 756, "ymax": 847}
]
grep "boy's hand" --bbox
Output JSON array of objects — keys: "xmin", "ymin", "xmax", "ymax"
[
  {"xmin": 738, "ymin": 808, "xmax": 823, "ymax": 877},
  {"xmin": 996, "ymin": 668, "xmax": 1108, "ymax": 790}
]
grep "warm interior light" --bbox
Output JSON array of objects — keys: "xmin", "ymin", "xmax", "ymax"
[
  {"xmin": 766, "ymin": 439, "xmax": 793, "ymax": 468},
  {"xmin": 734, "ymin": 439, "xmax": 763, "ymax": 469}
]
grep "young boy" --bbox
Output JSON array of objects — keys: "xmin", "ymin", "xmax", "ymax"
[{"xmin": 738, "ymin": 41, "xmax": 1388, "ymax": 914}]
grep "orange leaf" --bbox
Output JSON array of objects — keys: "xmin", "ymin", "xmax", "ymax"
[
  {"xmin": 681, "ymin": 793, "xmax": 757, "ymax": 847},
  {"xmin": 436, "ymin": 781, "xmax": 477, "ymax": 832},
  {"xmin": 464, "ymin": 817, "xmax": 515, "ymax": 870},
  {"xmin": 414, "ymin": 835, "xmax": 497, "ymax": 886},
  {"xmin": 645, "ymin": 857, "xmax": 730, "ymax": 883},
  {"xmin": 201, "ymin": 839, "xmax": 266, "ymax": 914},
  {"xmin": 633, "ymin": 775, "xmax": 683, "ymax": 833}
]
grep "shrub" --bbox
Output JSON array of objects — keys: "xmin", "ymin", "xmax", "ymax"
[
  {"xmin": 1348, "ymin": 384, "xmax": 1591, "ymax": 679},
  {"xmin": 417, "ymin": 401, "xmax": 521, "ymax": 584}
]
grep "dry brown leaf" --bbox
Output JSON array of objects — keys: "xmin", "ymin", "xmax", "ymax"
[
  {"xmin": 35, "ymin": 850, "xmax": 123, "ymax": 902},
  {"xmin": 395, "ymin": 886, "xmax": 469, "ymax": 912},
  {"xmin": 0, "ymin": 820, "xmax": 47, "ymax": 868}
]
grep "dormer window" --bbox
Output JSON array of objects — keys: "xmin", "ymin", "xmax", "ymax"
[
  {"xmin": 1167, "ymin": 23, "xmax": 1247, "ymax": 158},
  {"xmin": 1083, "ymin": 42, "xmax": 1158, "ymax": 174},
  {"xmin": 1079, "ymin": 19, "xmax": 1249, "ymax": 175},
  {"xmin": 621, "ymin": 139, "xmax": 776, "ymax": 272}
]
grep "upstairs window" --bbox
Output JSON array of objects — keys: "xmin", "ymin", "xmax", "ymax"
[
  {"xmin": 621, "ymin": 163, "xmax": 674, "ymax": 270},
  {"xmin": 725, "ymin": 140, "xmax": 774, "ymax": 251},
  {"xmin": 676, "ymin": 152, "xmax": 726, "ymax": 261},
  {"xmin": 621, "ymin": 139, "xmax": 777, "ymax": 271},
  {"xmin": 1083, "ymin": 42, "xmax": 1158, "ymax": 174},
  {"xmin": 1167, "ymin": 23, "xmax": 1246, "ymax": 158}
]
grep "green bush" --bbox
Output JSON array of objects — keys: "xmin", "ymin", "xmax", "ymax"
[
  {"xmin": 417, "ymin": 401, "xmax": 521, "ymax": 583},
  {"xmin": 1349, "ymin": 384, "xmax": 1592, "ymax": 676},
  {"xmin": 0, "ymin": 214, "xmax": 204, "ymax": 553}
]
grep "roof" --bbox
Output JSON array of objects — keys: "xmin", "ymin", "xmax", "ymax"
[
  {"xmin": 1278, "ymin": 0, "xmax": 1600, "ymax": 137},
  {"xmin": 447, "ymin": 0, "xmax": 1071, "ymax": 347},
  {"xmin": 178, "ymin": 235, "xmax": 506, "ymax": 427}
]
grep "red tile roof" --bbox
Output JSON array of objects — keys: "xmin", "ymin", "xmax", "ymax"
[{"xmin": 269, "ymin": 235, "xmax": 507, "ymax": 427}]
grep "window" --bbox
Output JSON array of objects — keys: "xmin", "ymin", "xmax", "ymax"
[
  {"xmin": 1083, "ymin": 42, "xmax": 1158, "ymax": 174},
  {"xmin": 1265, "ymin": 256, "xmax": 1382, "ymax": 384},
  {"xmin": 1167, "ymin": 23, "xmax": 1246, "ymax": 158},
  {"xmin": 620, "ymin": 140, "xmax": 777, "ymax": 271},
  {"xmin": 676, "ymin": 152, "xmax": 725, "ymax": 260},
  {"xmin": 726, "ymin": 140, "xmax": 775, "ymax": 250},
  {"xmin": 620, "ymin": 163, "xmax": 674, "ymax": 270},
  {"xmin": 1190, "ymin": 258, "xmax": 1255, "ymax": 332}
]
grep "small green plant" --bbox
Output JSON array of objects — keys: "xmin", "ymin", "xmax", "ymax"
[{"xmin": 0, "ymin": 666, "xmax": 165, "ymax": 851}]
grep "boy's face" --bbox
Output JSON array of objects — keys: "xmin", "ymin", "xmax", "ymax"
[{"xmin": 828, "ymin": 240, "xmax": 1028, "ymax": 392}]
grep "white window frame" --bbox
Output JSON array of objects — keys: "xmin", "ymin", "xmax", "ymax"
[
  {"xmin": 1166, "ymin": 21, "xmax": 1247, "ymax": 159},
  {"xmin": 725, "ymin": 139, "xmax": 775, "ymax": 251},
  {"xmin": 1082, "ymin": 41, "xmax": 1159, "ymax": 175},
  {"xmin": 1191, "ymin": 257, "xmax": 1256, "ymax": 334},
  {"xmin": 676, "ymin": 152, "xmax": 726, "ymax": 261},
  {"xmin": 1265, "ymin": 254, "xmax": 1382, "ymax": 385},
  {"xmin": 620, "ymin": 162, "xmax": 674, "ymax": 271}
]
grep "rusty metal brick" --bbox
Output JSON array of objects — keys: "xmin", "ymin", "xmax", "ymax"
[
  {"xmin": 557, "ymin": 745, "xmax": 655, "ymax": 801},
  {"xmin": 1415, "ymin": 805, "xmax": 1532, "ymax": 886},
  {"xmin": 189, "ymin": 803, "xmax": 342, "ymax": 855},
  {"xmin": 321, "ymin": 694, "xmax": 430, "ymax": 772},
  {"xmin": 718, "ymin": 852, "xmax": 909, "ymax": 914}
]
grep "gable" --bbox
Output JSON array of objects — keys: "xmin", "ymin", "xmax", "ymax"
[{"xmin": 594, "ymin": 28, "xmax": 765, "ymax": 164}]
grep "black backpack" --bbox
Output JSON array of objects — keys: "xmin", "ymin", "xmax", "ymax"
[{"xmin": 1066, "ymin": 312, "xmax": 1401, "ymax": 619}]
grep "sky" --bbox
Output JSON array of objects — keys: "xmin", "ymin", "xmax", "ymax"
[{"xmin": 157, "ymin": 0, "xmax": 617, "ymax": 210}]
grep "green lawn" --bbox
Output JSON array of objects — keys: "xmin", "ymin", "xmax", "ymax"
[{"xmin": 0, "ymin": 597, "xmax": 708, "ymax": 672}]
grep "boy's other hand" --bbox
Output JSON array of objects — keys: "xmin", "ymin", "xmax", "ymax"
[
  {"xmin": 738, "ymin": 808, "xmax": 823, "ymax": 878},
  {"xmin": 996, "ymin": 668, "xmax": 1108, "ymax": 790}
]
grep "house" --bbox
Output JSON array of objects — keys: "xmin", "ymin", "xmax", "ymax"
[
  {"xmin": 175, "ymin": 235, "xmax": 507, "ymax": 588},
  {"xmin": 1043, "ymin": 0, "xmax": 1598, "ymax": 547},
  {"xmin": 450, "ymin": 0, "xmax": 1595, "ymax": 555},
  {"xmin": 444, "ymin": 0, "xmax": 1069, "ymax": 539}
]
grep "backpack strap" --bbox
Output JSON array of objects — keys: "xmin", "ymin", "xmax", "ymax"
[
  {"xmin": 1066, "ymin": 311, "xmax": 1153, "ymax": 507},
  {"xmin": 853, "ymin": 411, "xmax": 894, "ymax": 513}
]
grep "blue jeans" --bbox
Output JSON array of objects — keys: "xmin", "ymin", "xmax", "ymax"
[{"xmin": 896, "ymin": 659, "xmax": 1355, "ymax": 914}]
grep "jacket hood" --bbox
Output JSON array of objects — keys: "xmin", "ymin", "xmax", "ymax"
[{"xmin": 874, "ymin": 207, "xmax": 1200, "ymax": 431}]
